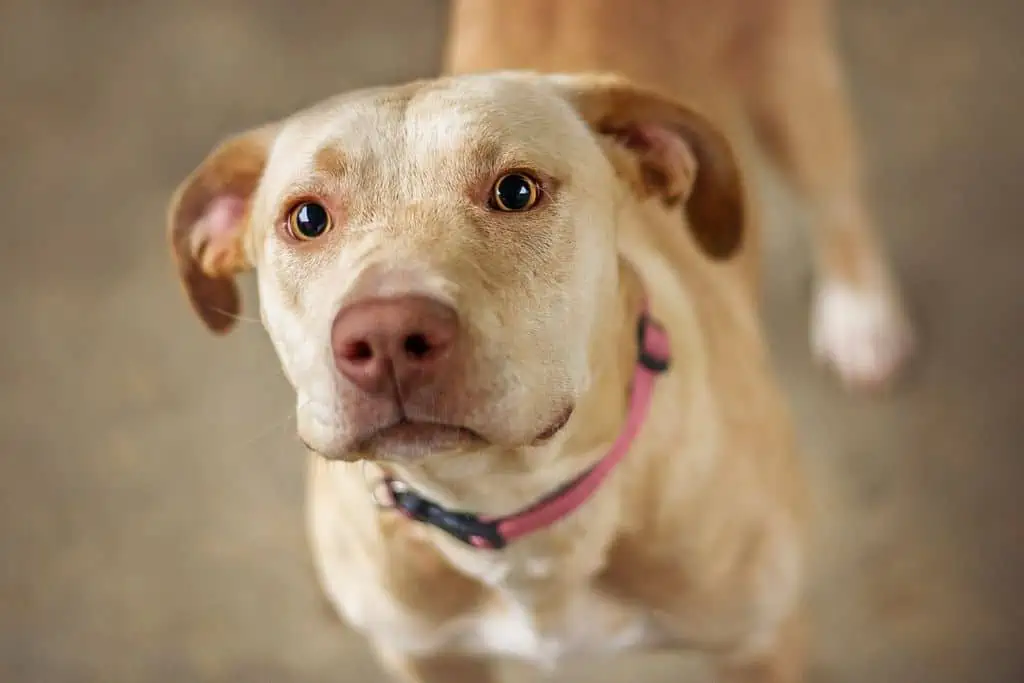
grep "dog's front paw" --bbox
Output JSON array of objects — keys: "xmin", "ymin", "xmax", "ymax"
[{"xmin": 811, "ymin": 279, "xmax": 915, "ymax": 391}]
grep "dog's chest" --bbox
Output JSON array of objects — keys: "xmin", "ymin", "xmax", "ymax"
[
  {"xmin": 460, "ymin": 583, "xmax": 659, "ymax": 664},
  {"xmin": 375, "ymin": 551, "xmax": 668, "ymax": 665}
]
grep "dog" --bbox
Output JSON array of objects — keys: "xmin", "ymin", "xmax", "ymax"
[{"xmin": 166, "ymin": 1, "xmax": 913, "ymax": 681}]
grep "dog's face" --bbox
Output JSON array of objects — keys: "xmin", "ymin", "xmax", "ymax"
[{"xmin": 168, "ymin": 72, "xmax": 743, "ymax": 461}]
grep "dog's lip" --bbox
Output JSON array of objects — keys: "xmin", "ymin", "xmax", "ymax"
[
  {"xmin": 531, "ymin": 403, "xmax": 576, "ymax": 444},
  {"xmin": 354, "ymin": 418, "xmax": 487, "ymax": 452},
  {"xmin": 380, "ymin": 419, "xmax": 483, "ymax": 441},
  {"xmin": 303, "ymin": 405, "xmax": 577, "ymax": 460}
]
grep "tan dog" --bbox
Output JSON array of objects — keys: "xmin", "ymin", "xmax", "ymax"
[{"xmin": 166, "ymin": 2, "xmax": 912, "ymax": 682}]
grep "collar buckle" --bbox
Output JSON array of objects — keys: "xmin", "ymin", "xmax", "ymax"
[
  {"xmin": 636, "ymin": 313, "xmax": 671, "ymax": 373},
  {"xmin": 389, "ymin": 481, "xmax": 507, "ymax": 550}
]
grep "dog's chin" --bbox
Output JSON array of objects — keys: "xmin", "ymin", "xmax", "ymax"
[
  {"xmin": 307, "ymin": 403, "xmax": 576, "ymax": 462},
  {"xmin": 354, "ymin": 421, "xmax": 488, "ymax": 461}
]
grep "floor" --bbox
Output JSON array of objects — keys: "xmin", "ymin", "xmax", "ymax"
[{"xmin": 1, "ymin": 1, "xmax": 1022, "ymax": 681}]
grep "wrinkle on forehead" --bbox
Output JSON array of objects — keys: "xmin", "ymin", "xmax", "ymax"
[
  {"xmin": 307, "ymin": 80, "xmax": 581, "ymax": 164},
  {"xmin": 402, "ymin": 79, "xmax": 589, "ymax": 171}
]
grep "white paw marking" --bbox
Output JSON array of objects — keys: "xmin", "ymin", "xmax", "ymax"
[{"xmin": 811, "ymin": 280, "xmax": 914, "ymax": 389}]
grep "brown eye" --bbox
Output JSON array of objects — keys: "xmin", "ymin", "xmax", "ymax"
[
  {"xmin": 490, "ymin": 173, "xmax": 540, "ymax": 212},
  {"xmin": 287, "ymin": 201, "xmax": 332, "ymax": 240}
]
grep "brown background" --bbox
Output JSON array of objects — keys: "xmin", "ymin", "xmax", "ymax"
[{"xmin": 1, "ymin": 1, "xmax": 1021, "ymax": 681}]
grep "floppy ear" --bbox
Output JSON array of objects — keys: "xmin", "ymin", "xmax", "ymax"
[
  {"xmin": 551, "ymin": 73, "xmax": 745, "ymax": 259},
  {"xmin": 167, "ymin": 124, "xmax": 278, "ymax": 334}
]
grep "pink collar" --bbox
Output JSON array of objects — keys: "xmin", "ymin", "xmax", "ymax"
[{"xmin": 383, "ymin": 307, "xmax": 671, "ymax": 550}]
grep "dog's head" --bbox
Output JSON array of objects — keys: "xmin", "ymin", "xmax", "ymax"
[{"xmin": 167, "ymin": 72, "xmax": 744, "ymax": 461}]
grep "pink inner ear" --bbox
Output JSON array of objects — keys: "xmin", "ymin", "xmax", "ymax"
[
  {"xmin": 201, "ymin": 195, "xmax": 247, "ymax": 239},
  {"xmin": 612, "ymin": 123, "xmax": 698, "ymax": 203},
  {"xmin": 633, "ymin": 123, "xmax": 687, "ymax": 156},
  {"xmin": 190, "ymin": 195, "xmax": 248, "ymax": 271}
]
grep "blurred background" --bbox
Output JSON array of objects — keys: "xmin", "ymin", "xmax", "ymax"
[{"xmin": 1, "ymin": 1, "xmax": 1021, "ymax": 681}]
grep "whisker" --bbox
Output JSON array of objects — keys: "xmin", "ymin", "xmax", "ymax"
[
  {"xmin": 221, "ymin": 398, "xmax": 312, "ymax": 455},
  {"xmin": 209, "ymin": 306, "xmax": 263, "ymax": 325}
]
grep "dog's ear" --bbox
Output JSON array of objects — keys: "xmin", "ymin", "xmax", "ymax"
[
  {"xmin": 167, "ymin": 124, "xmax": 278, "ymax": 334},
  {"xmin": 552, "ymin": 73, "xmax": 745, "ymax": 260}
]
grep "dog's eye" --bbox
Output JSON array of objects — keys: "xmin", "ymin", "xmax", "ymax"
[
  {"xmin": 490, "ymin": 173, "xmax": 540, "ymax": 212},
  {"xmin": 287, "ymin": 201, "xmax": 332, "ymax": 240}
]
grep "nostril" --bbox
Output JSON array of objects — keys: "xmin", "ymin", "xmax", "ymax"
[
  {"xmin": 341, "ymin": 340, "xmax": 374, "ymax": 363},
  {"xmin": 403, "ymin": 333, "xmax": 433, "ymax": 359}
]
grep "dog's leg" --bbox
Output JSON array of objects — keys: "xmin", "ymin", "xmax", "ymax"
[
  {"xmin": 746, "ymin": 3, "xmax": 914, "ymax": 390},
  {"xmin": 713, "ymin": 612, "xmax": 806, "ymax": 683},
  {"xmin": 373, "ymin": 645, "xmax": 499, "ymax": 683}
]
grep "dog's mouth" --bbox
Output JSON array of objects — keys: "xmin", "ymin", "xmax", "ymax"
[
  {"xmin": 332, "ymin": 403, "xmax": 576, "ymax": 460},
  {"xmin": 530, "ymin": 403, "xmax": 575, "ymax": 444},
  {"xmin": 352, "ymin": 419, "xmax": 487, "ymax": 458}
]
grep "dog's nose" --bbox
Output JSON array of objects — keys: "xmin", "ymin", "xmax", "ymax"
[{"xmin": 331, "ymin": 296, "xmax": 459, "ymax": 394}]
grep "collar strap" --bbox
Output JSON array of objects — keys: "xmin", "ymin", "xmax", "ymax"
[{"xmin": 384, "ymin": 307, "xmax": 671, "ymax": 550}]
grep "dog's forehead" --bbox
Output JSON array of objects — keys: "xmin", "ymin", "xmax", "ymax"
[
  {"xmin": 269, "ymin": 76, "xmax": 589, "ymax": 185},
  {"xmin": 402, "ymin": 76, "xmax": 582, "ymax": 137}
]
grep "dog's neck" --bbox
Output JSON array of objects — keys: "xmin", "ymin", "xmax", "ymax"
[{"xmin": 381, "ymin": 257, "xmax": 649, "ymax": 523}]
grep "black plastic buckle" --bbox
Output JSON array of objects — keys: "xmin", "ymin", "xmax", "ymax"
[
  {"xmin": 636, "ymin": 314, "xmax": 670, "ymax": 373},
  {"xmin": 391, "ymin": 486, "xmax": 507, "ymax": 550}
]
